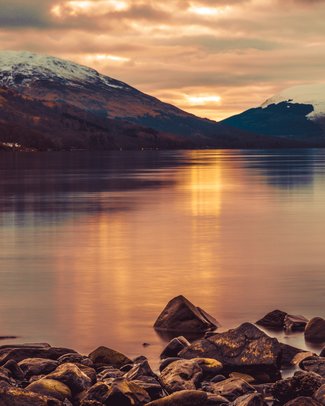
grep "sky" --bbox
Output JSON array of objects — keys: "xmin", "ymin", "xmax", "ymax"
[{"xmin": 1, "ymin": 0, "xmax": 325, "ymax": 121}]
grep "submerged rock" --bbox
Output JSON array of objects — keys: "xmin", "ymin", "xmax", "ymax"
[
  {"xmin": 88, "ymin": 346, "xmax": 132, "ymax": 369},
  {"xmin": 284, "ymin": 314, "xmax": 309, "ymax": 332},
  {"xmin": 154, "ymin": 295, "xmax": 219, "ymax": 333},
  {"xmin": 305, "ymin": 318, "xmax": 325, "ymax": 342},
  {"xmin": 179, "ymin": 323, "xmax": 281, "ymax": 379},
  {"xmin": 256, "ymin": 310, "xmax": 288, "ymax": 330}
]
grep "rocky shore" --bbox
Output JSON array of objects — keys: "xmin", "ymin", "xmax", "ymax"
[{"xmin": 0, "ymin": 295, "xmax": 324, "ymax": 405}]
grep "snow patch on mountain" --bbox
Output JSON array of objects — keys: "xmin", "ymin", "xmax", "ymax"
[
  {"xmin": 0, "ymin": 50, "xmax": 127, "ymax": 90},
  {"xmin": 261, "ymin": 84, "xmax": 325, "ymax": 120}
]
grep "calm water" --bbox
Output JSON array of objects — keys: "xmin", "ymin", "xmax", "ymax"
[{"xmin": 0, "ymin": 149, "xmax": 324, "ymax": 365}]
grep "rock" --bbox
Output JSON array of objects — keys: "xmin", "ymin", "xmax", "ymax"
[
  {"xmin": 300, "ymin": 357, "xmax": 325, "ymax": 377},
  {"xmin": 232, "ymin": 393, "xmax": 267, "ymax": 405},
  {"xmin": 305, "ymin": 318, "xmax": 325, "ymax": 342},
  {"xmin": 229, "ymin": 372, "xmax": 255, "ymax": 384},
  {"xmin": 75, "ymin": 364, "xmax": 97, "ymax": 385},
  {"xmin": 160, "ymin": 359, "xmax": 202, "ymax": 392},
  {"xmin": 96, "ymin": 366, "xmax": 124, "ymax": 381},
  {"xmin": 283, "ymin": 397, "xmax": 321, "ymax": 405},
  {"xmin": 194, "ymin": 358, "xmax": 223, "ymax": 379},
  {"xmin": 57, "ymin": 353, "xmax": 93, "ymax": 367},
  {"xmin": 131, "ymin": 379, "xmax": 165, "ymax": 401},
  {"xmin": 160, "ymin": 358, "xmax": 182, "ymax": 372},
  {"xmin": 88, "ymin": 346, "xmax": 132, "ymax": 369},
  {"xmin": 105, "ymin": 378, "xmax": 150, "ymax": 405},
  {"xmin": 320, "ymin": 348, "xmax": 325, "ymax": 357},
  {"xmin": 153, "ymin": 295, "xmax": 218, "ymax": 333},
  {"xmin": 211, "ymin": 374, "xmax": 227, "ymax": 383},
  {"xmin": 0, "ymin": 345, "xmax": 76, "ymax": 366},
  {"xmin": 203, "ymin": 378, "xmax": 255, "ymax": 401},
  {"xmin": 18, "ymin": 358, "xmax": 59, "ymax": 379},
  {"xmin": 256, "ymin": 310, "xmax": 288, "ymax": 329},
  {"xmin": 160, "ymin": 337, "xmax": 190, "ymax": 359},
  {"xmin": 80, "ymin": 382, "xmax": 110, "ymax": 404},
  {"xmin": 284, "ymin": 314, "xmax": 309, "ymax": 332},
  {"xmin": 314, "ymin": 384, "xmax": 325, "ymax": 405},
  {"xmin": 145, "ymin": 390, "xmax": 208, "ymax": 406},
  {"xmin": 26, "ymin": 378, "xmax": 72, "ymax": 401},
  {"xmin": 291, "ymin": 351, "xmax": 316, "ymax": 367},
  {"xmin": 46, "ymin": 362, "xmax": 92, "ymax": 394},
  {"xmin": 279, "ymin": 343, "xmax": 306, "ymax": 368},
  {"xmin": 0, "ymin": 386, "xmax": 62, "ymax": 405},
  {"xmin": 206, "ymin": 393, "xmax": 230, "ymax": 404},
  {"xmin": 272, "ymin": 371, "xmax": 324, "ymax": 403},
  {"xmin": 2, "ymin": 359, "xmax": 24, "ymax": 380},
  {"xmin": 179, "ymin": 323, "xmax": 281, "ymax": 379},
  {"xmin": 124, "ymin": 359, "xmax": 157, "ymax": 381}
]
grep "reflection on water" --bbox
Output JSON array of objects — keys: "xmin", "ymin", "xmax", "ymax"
[{"xmin": 0, "ymin": 150, "xmax": 325, "ymax": 364}]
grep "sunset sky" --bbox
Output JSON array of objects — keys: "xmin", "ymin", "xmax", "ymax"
[{"xmin": 1, "ymin": 0, "xmax": 325, "ymax": 120}]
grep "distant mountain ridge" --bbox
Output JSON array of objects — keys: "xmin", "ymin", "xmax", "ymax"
[{"xmin": 222, "ymin": 84, "xmax": 325, "ymax": 144}]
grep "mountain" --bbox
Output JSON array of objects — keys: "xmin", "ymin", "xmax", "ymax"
[
  {"xmin": 0, "ymin": 50, "xmax": 294, "ymax": 151},
  {"xmin": 222, "ymin": 84, "xmax": 325, "ymax": 145}
]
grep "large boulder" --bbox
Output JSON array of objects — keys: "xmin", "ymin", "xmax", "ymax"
[
  {"xmin": 46, "ymin": 362, "xmax": 92, "ymax": 394},
  {"xmin": 0, "ymin": 386, "xmax": 62, "ymax": 405},
  {"xmin": 26, "ymin": 378, "xmax": 72, "ymax": 401},
  {"xmin": 284, "ymin": 314, "xmax": 309, "ymax": 332},
  {"xmin": 160, "ymin": 359, "xmax": 202, "ymax": 392},
  {"xmin": 272, "ymin": 371, "xmax": 324, "ymax": 403},
  {"xmin": 256, "ymin": 310, "xmax": 287, "ymax": 330},
  {"xmin": 203, "ymin": 377, "xmax": 255, "ymax": 401},
  {"xmin": 153, "ymin": 295, "xmax": 219, "ymax": 333},
  {"xmin": 88, "ymin": 346, "xmax": 132, "ymax": 369},
  {"xmin": 18, "ymin": 358, "xmax": 59, "ymax": 379},
  {"xmin": 179, "ymin": 323, "xmax": 281, "ymax": 378},
  {"xmin": 300, "ymin": 357, "xmax": 325, "ymax": 378},
  {"xmin": 145, "ymin": 390, "xmax": 208, "ymax": 406},
  {"xmin": 305, "ymin": 318, "xmax": 325, "ymax": 342},
  {"xmin": 0, "ymin": 344, "xmax": 76, "ymax": 366}
]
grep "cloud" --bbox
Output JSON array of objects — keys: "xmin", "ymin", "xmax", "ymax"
[{"xmin": 0, "ymin": 0, "xmax": 325, "ymax": 120}]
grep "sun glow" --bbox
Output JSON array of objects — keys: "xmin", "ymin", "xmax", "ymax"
[
  {"xmin": 188, "ymin": 4, "xmax": 230, "ymax": 16},
  {"xmin": 186, "ymin": 95, "xmax": 222, "ymax": 106},
  {"xmin": 85, "ymin": 53, "xmax": 130, "ymax": 63}
]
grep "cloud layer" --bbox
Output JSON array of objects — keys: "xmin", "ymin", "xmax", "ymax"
[{"xmin": 1, "ymin": 0, "xmax": 325, "ymax": 120}]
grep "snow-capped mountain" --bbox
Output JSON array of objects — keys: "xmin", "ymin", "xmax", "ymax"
[{"xmin": 222, "ymin": 84, "xmax": 325, "ymax": 143}]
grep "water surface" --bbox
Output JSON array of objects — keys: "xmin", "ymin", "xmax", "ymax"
[{"xmin": 0, "ymin": 150, "xmax": 324, "ymax": 364}]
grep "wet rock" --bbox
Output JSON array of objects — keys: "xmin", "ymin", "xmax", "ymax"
[
  {"xmin": 88, "ymin": 346, "xmax": 132, "ymax": 369},
  {"xmin": 179, "ymin": 323, "xmax": 281, "ymax": 379},
  {"xmin": 46, "ymin": 362, "xmax": 92, "ymax": 394},
  {"xmin": 283, "ymin": 397, "xmax": 321, "ymax": 405},
  {"xmin": 272, "ymin": 371, "xmax": 324, "ymax": 403},
  {"xmin": 0, "ymin": 345, "xmax": 76, "ymax": 366},
  {"xmin": 0, "ymin": 366, "xmax": 13, "ymax": 384},
  {"xmin": 57, "ymin": 353, "xmax": 93, "ymax": 367},
  {"xmin": 124, "ymin": 359, "xmax": 157, "ymax": 381},
  {"xmin": 2, "ymin": 359, "xmax": 24, "ymax": 380},
  {"xmin": 0, "ymin": 386, "xmax": 62, "ymax": 405},
  {"xmin": 211, "ymin": 374, "xmax": 227, "ymax": 383},
  {"xmin": 160, "ymin": 358, "xmax": 182, "ymax": 372},
  {"xmin": 279, "ymin": 343, "xmax": 306, "ymax": 369},
  {"xmin": 256, "ymin": 310, "xmax": 288, "ymax": 330},
  {"xmin": 105, "ymin": 378, "xmax": 150, "ymax": 405},
  {"xmin": 160, "ymin": 359, "xmax": 203, "ymax": 392},
  {"xmin": 160, "ymin": 337, "xmax": 190, "ymax": 359},
  {"xmin": 76, "ymin": 364, "xmax": 97, "ymax": 385},
  {"xmin": 206, "ymin": 393, "xmax": 230, "ymax": 404},
  {"xmin": 314, "ymin": 384, "xmax": 325, "ymax": 405},
  {"xmin": 131, "ymin": 379, "xmax": 165, "ymax": 401},
  {"xmin": 229, "ymin": 372, "xmax": 255, "ymax": 384},
  {"xmin": 284, "ymin": 314, "xmax": 309, "ymax": 332},
  {"xmin": 232, "ymin": 393, "xmax": 267, "ymax": 405},
  {"xmin": 26, "ymin": 378, "xmax": 72, "ymax": 401},
  {"xmin": 291, "ymin": 351, "xmax": 316, "ymax": 367},
  {"xmin": 18, "ymin": 358, "xmax": 59, "ymax": 379},
  {"xmin": 80, "ymin": 381, "xmax": 109, "ymax": 404},
  {"xmin": 154, "ymin": 295, "xmax": 218, "ymax": 333},
  {"xmin": 300, "ymin": 357, "xmax": 325, "ymax": 378},
  {"xmin": 305, "ymin": 318, "xmax": 325, "ymax": 342},
  {"xmin": 146, "ymin": 389, "xmax": 208, "ymax": 405},
  {"xmin": 203, "ymin": 377, "xmax": 255, "ymax": 401},
  {"xmin": 320, "ymin": 348, "xmax": 325, "ymax": 357},
  {"xmin": 96, "ymin": 366, "xmax": 124, "ymax": 382}
]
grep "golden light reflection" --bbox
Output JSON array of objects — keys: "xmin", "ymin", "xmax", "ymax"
[
  {"xmin": 188, "ymin": 4, "xmax": 231, "ymax": 17},
  {"xmin": 51, "ymin": 0, "xmax": 128, "ymax": 18}
]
